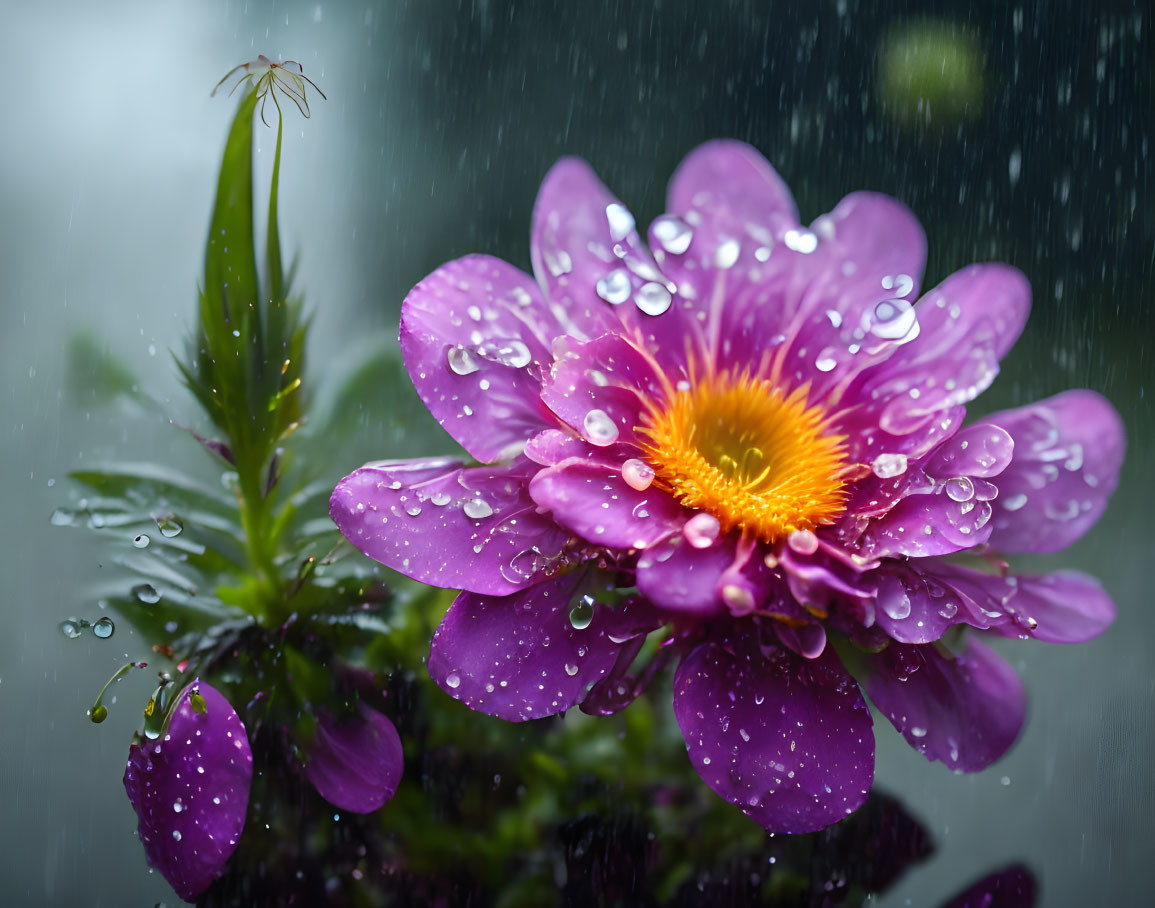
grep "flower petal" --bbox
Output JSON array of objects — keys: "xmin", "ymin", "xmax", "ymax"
[
  {"xmin": 531, "ymin": 157, "xmax": 662, "ymax": 341},
  {"xmin": 853, "ymin": 264, "xmax": 1031, "ymax": 437},
  {"xmin": 673, "ymin": 638, "xmax": 874, "ymax": 833},
  {"xmin": 304, "ymin": 705, "xmax": 403, "ymax": 814},
  {"xmin": 330, "ymin": 457, "xmax": 570, "ymax": 596},
  {"xmin": 870, "ymin": 563, "xmax": 969, "ymax": 645},
  {"xmin": 529, "ymin": 458, "xmax": 684, "ymax": 550},
  {"xmin": 985, "ymin": 570, "xmax": 1116, "ymax": 644},
  {"xmin": 539, "ymin": 332, "xmax": 668, "ymax": 448},
  {"xmin": 428, "ymin": 572, "xmax": 656, "ymax": 721},
  {"xmin": 942, "ymin": 863, "xmax": 1037, "ymax": 908},
  {"xmin": 123, "ymin": 681, "xmax": 252, "ymax": 902},
  {"xmin": 867, "ymin": 637, "xmax": 1025, "ymax": 772},
  {"xmin": 400, "ymin": 254, "xmax": 561, "ymax": 462},
  {"xmin": 980, "ymin": 390, "xmax": 1125, "ymax": 553},
  {"xmin": 635, "ymin": 534, "xmax": 733, "ymax": 616}
]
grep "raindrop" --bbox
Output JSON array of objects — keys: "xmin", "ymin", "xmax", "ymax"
[
  {"xmin": 814, "ymin": 349, "xmax": 839, "ymax": 372},
  {"xmin": 595, "ymin": 268, "xmax": 632, "ymax": 305},
  {"xmin": 59, "ymin": 619, "xmax": 85, "ymax": 639},
  {"xmin": 634, "ymin": 282, "xmax": 673, "ymax": 316},
  {"xmin": 133, "ymin": 534, "xmax": 150, "ymax": 548},
  {"xmin": 944, "ymin": 476, "xmax": 975, "ymax": 502},
  {"xmin": 605, "ymin": 203, "xmax": 635, "ymax": 240},
  {"xmin": 621, "ymin": 458, "xmax": 655, "ymax": 491},
  {"xmin": 783, "ymin": 228, "xmax": 818, "ymax": 254},
  {"xmin": 133, "ymin": 583, "xmax": 161, "ymax": 605},
  {"xmin": 683, "ymin": 513, "xmax": 721, "ymax": 549},
  {"xmin": 463, "ymin": 498, "xmax": 494, "ymax": 520},
  {"xmin": 445, "ymin": 672, "xmax": 462, "ymax": 689},
  {"xmin": 651, "ymin": 215, "xmax": 693, "ymax": 255},
  {"xmin": 92, "ymin": 617, "xmax": 115, "ymax": 639},
  {"xmin": 868, "ymin": 298, "xmax": 919, "ymax": 342},
  {"xmin": 568, "ymin": 595, "xmax": 595, "ymax": 630},
  {"xmin": 583, "ymin": 409, "xmax": 620, "ymax": 445},
  {"xmin": 447, "ymin": 344, "xmax": 481, "ymax": 375},
  {"xmin": 485, "ymin": 340, "xmax": 532, "ymax": 368},
  {"xmin": 713, "ymin": 238, "xmax": 741, "ymax": 269},
  {"xmin": 871, "ymin": 452, "xmax": 908, "ymax": 479}
]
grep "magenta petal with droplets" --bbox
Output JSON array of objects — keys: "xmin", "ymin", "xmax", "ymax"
[
  {"xmin": 673, "ymin": 639, "xmax": 874, "ymax": 833},
  {"xmin": 867, "ymin": 638, "xmax": 1025, "ymax": 772},
  {"xmin": 304, "ymin": 705, "xmax": 403, "ymax": 814},
  {"xmin": 123, "ymin": 681, "xmax": 252, "ymax": 902},
  {"xmin": 333, "ymin": 139, "xmax": 1125, "ymax": 835}
]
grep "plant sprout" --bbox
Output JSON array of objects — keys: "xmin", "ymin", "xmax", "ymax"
[{"xmin": 212, "ymin": 55, "xmax": 326, "ymax": 126}]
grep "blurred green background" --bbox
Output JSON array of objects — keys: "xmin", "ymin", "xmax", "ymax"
[{"xmin": 1, "ymin": 0, "xmax": 1150, "ymax": 904}]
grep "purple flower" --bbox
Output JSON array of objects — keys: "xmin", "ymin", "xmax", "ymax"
[
  {"xmin": 331, "ymin": 141, "xmax": 1124, "ymax": 833},
  {"xmin": 123, "ymin": 680, "xmax": 253, "ymax": 901},
  {"xmin": 303, "ymin": 704, "xmax": 404, "ymax": 814}
]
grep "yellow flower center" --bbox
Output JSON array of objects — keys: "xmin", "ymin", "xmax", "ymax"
[{"xmin": 639, "ymin": 371, "xmax": 849, "ymax": 542}]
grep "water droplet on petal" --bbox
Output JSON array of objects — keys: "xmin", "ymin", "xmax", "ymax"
[
  {"xmin": 713, "ymin": 237, "xmax": 740, "ymax": 269},
  {"xmin": 583, "ymin": 409, "xmax": 620, "ymax": 445},
  {"xmin": 783, "ymin": 228, "xmax": 818, "ymax": 254},
  {"xmin": 445, "ymin": 672, "xmax": 462, "ymax": 689},
  {"xmin": 634, "ymin": 282, "xmax": 672, "ymax": 316},
  {"xmin": 606, "ymin": 202, "xmax": 635, "ymax": 240},
  {"xmin": 92, "ymin": 617, "xmax": 115, "ymax": 639},
  {"xmin": 564, "ymin": 663, "xmax": 579, "ymax": 676},
  {"xmin": 621, "ymin": 458, "xmax": 655, "ymax": 491},
  {"xmin": 868, "ymin": 298, "xmax": 919, "ymax": 343},
  {"xmin": 485, "ymin": 339, "xmax": 532, "ymax": 368},
  {"xmin": 910, "ymin": 726, "xmax": 927, "ymax": 738},
  {"xmin": 595, "ymin": 268, "xmax": 632, "ymax": 305},
  {"xmin": 447, "ymin": 344, "xmax": 481, "ymax": 375},
  {"xmin": 945, "ymin": 476, "xmax": 975, "ymax": 502},
  {"xmin": 463, "ymin": 498, "xmax": 494, "ymax": 520},
  {"xmin": 787, "ymin": 529, "xmax": 819, "ymax": 555},
  {"xmin": 683, "ymin": 513, "xmax": 721, "ymax": 549},
  {"xmin": 814, "ymin": 348, "xmax": 839, "ymax": 372},
  {"xmin": 651, "ymin": 214, "xmax": 693, "ymax": 255},
  {"xmin": 1003, "ymin": 492, "xmax": 1028, "ymax": 512},
  {"xmin": 568, "ymin": 595, "xmax": 595, "ymax": 630},
  {"xmin": 871, "ymin": 452, "xmax": 908, "ymax": 479}
]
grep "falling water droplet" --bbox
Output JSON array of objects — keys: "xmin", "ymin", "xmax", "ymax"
[
  {"xmin": 447, "ymin": 344, "xmax": 481, "ymax": 375},
  {"xmin": 583, "ymin": 409, "xmax": 620, "ymax": 445},
  {"xmin": 92, "ymin": 617, "xmax": 115, "ymax": 639},
  {"xmin": 621, "ymin": 458, "xmax": 655, "ymax": 491}
]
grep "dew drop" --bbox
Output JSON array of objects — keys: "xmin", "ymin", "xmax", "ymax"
[
  {"xmin": 783, "ymin": 228, "xmax": 818, "ymax": 254},
  {"xmin": 814, "ymin": 348, "xmax": 839, "ymax": 372},
  {"xmin": 568, "ymin": 595, "xmax": 595, "ymax": 630},
  {"xmin": 651, "ymin": 214, "xmax": 693, "ymax": 255},
  {"xmin": 564, "ymin": 663, "xmax": 579, "ymax": 677},
  {"xmin": 59, "ymin": 619, "xmax": 85, "ymax": 639},
  {"xmin": 868, "ymin": 298, "xmax": 919, "ymax": 342},
  {"xmin": 683, "ymin": 513, "xmax": 721, "ymax": 549},
  {"xmin": 583, "ymin": 409, "xmax": 620, "ymax": 445},
  {"xmin": 157, "ymin": 517, "xmax": 183, "ymax": 538},
  {"xmin": 595, "ymin": 268, "xmax": 632, "ymax": 305},
  {"xmin": 945, "ymin": 476, "xmax": 975, "ymax": 502},
  {"xmin": 485, "ymin": 339, "xmax": 532, "ymax": 368},
  {"xmin": 132, "ymin": 583, "xmax": 161, "ymax": 605},
  {"xmin": 92, "ymin": 617, "xmax": 115, "ymax": 639},
  {"xmin": 447, "ymin": 344, "xmax": 481, "ymax": 375},
  {"xmin": 634, "ymin": 282, "xmax": 672, "ymax": 316},
  {"xmin": 713, "ymin": 238, "xmax": 740, "ymax": 269},
  {"xmin": 871, "ymin": 452, "xmax": 908, "ymax": 479},
  {"xmin": 445, "ymin": 672, "xmax": 462, "ymax": 689},
  {"xmin": 430, "ymin": 491, "xmax": 452, "ymax": 506},
  {"xmin": 463, "ymin": 498, "xmax": 494, "ymax": 520},
  {"xmin": 133, "ymin": 534, "xmax": 150, "ymax": 548},
  {"xmin": 621, "ymin": 458, "xmax": 655, "ymax": 491}
]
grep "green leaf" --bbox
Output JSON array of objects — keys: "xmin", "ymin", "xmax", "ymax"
[
  {"xmin": 69, "ymin": 462, "xmax": 236, "ymax": 518},
  {"xmin": 66, "ymin": 333, "xmax": 143, "ymax": 407}
]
